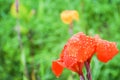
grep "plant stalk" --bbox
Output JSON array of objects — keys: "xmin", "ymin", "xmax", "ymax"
[
  {"xmin": 15, "ymin": 0, "xmax": 29, "ymax": 79},
  {"xmin": 80, "ymin": 73, "xmax": 85, "ymax": 80},
  {"xmin": 69, "ymin": 22, "xmax": 73, "ymax": 35},
  {"xmin": 85, "ymin": 61, "xmax": 92, "ymax": 80}
]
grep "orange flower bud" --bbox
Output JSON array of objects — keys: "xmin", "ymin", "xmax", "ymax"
[{"xmin": 61, "ymin": 10, "xmax": 79, "ymax": 24}]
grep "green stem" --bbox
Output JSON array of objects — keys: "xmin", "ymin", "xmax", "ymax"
[{"xmin": 28, "ymin": 31, "xmax": 36, "ymax": 80}]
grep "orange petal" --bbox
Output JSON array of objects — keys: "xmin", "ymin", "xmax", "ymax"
[
  {"xmin": 60, "ymin": 44, "xmax": 78, "ymax": 67},
  {"xmin": 52, "ymin": 60, "xmax": 64, "ymax": 78},
  {"xmin": 68, "ymin": 62, "xmax": 84, "ymax": 75},
  {"xmin": 65, "ymin": 32, "xmax": 96, "ymax": 63},
  {"xmin": 63, "ymin": 54, "xmax": 77, "ymax": 67},
  {"xmin": 96, "ymin": 39, "xmax": 119, "ymax": 63}
]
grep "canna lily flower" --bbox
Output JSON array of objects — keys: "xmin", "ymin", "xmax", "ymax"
[
  {"xmin": 52, "ymin": 32, "xmax": 96, "ymax": 77},
  {"xmin": 61, "ymin": 10, "xmax": 79, "ymax": 24},
  {"xmin": 52, "ymin": 32, "xmax": 119, "ymax": 78}
]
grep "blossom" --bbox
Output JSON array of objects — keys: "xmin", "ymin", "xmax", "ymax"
[
  {"xmin": 61, "ymin": 10, "xmax": 79, "ymax": 24},
  {"xmin": 52, "ymin": 32, "xmax": 119, "ymax": 77},
  {"xmin": 52, "ymin": 32, "xmax": 96, "ymax": 77}
]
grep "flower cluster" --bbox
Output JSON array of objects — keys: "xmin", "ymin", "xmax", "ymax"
[{"xmin": 52, "ymin": 32, "xmax": 119, "ymax": 77}]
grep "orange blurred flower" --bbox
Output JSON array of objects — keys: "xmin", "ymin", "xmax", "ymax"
[{"xmin": 61, "ymin": 10, "xmax": 79, "ymax": 24}]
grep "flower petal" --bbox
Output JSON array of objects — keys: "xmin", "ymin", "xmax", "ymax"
[
  {"xmin": 68, "ymin": 62, "xmax": 84, "ymax": 75},
  {"xmin": 65, "ymin": 32, "xmax": 96, "ymax": 63},
  {"xmin": 60, "ymin": 44, "xmax": 78, "ymax": 67},
  {"xmin": 96, "ymin": 39, "xmax": 119, "ymax": 62},
  {"xmin": 52, "ymin": 60, "xmax": 64, "ymax": 77}
]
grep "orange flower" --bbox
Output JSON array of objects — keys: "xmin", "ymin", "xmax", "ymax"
[
  {"xmin": 95, "ymin": 35, "xmax": 119, "ymax": 62},
  {"xmin": 52, "ymin": 32, "xmax": 96, "ymax": 77},
  {"xmin": 61, "ymin": 10, "xmax": 79, "ymax": 24},
  {"xmin": 52, "ymin": 32, "xmax": 119, "ymax": 78}
]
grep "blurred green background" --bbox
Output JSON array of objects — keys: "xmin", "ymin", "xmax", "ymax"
[{"xmin": 0, "ymin": 0, "xmax": 120, "ymax": 80}]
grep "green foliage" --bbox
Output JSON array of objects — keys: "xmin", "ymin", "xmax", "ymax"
[{"xmin": 0, "ymin": 0, "xmax": 120, "ymax": 80}]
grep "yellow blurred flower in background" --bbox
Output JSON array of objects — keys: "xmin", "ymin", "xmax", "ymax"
[
  {"xmin": 61, "ymin": 10, "xmax": 79, "ymax": 24},
  {"xmin": 10, "ymin": 3, "xmax": 28, "ymax": 19},
  {"xmin": 10, "ymin": 2, "xmax": 36, "ymax": 21}
]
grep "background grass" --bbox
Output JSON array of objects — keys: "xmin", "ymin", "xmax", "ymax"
[{"xmin": 0, "ymin": 0, "xmax": 120, "ymax": 80}]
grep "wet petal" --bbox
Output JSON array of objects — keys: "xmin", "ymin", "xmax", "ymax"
[
  {"xmin": 65, "ymin": 32, "xmax": 96, "ymax": 63},
  {"xmin": 63, "ymin": 55, "xmax": 77, "ymax": 67},
  {"xmin": 96, "ymin": 39, "xmax": 119, "ymax": 62}
]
